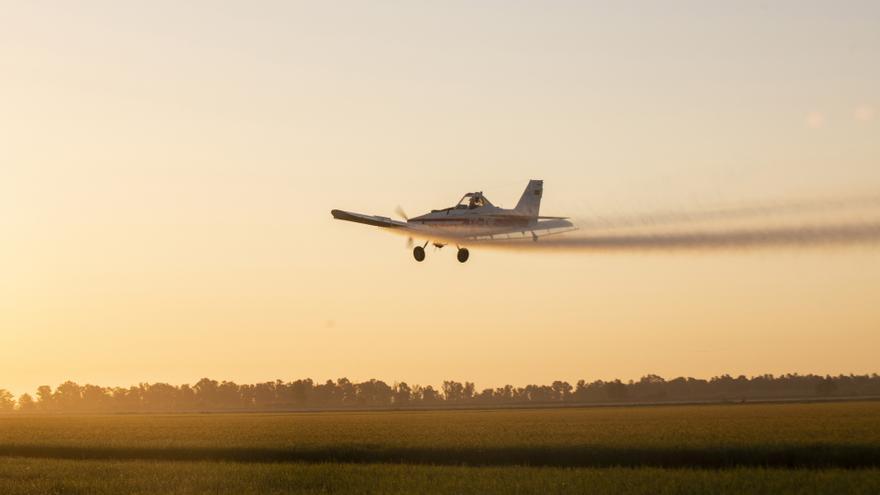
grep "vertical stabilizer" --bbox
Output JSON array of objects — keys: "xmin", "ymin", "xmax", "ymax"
[{"xmin": 514, "ymin": 179, "xmax": 543, "ymax": 217}]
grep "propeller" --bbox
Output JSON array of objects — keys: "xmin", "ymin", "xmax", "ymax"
[
  {"xmin": 395, "ymin": 206, "xmax": 413, "ymax": 249},
  {"xmin": 395, "ymin": 205, "xmax": 409, "ymax": 221}
]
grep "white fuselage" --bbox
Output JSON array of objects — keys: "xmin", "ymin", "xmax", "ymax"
[{"xmin": 408, "ymin": 204, "xmax": 535, "ymax": 238}]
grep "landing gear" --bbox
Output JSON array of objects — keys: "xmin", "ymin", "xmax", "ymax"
[
  {"xmin": 413, "ymin": 245, "xmax": 426, "ymax": 262},
  {"xmin": 412, "ymin": 243, "xmax": 468, "ymax": 263}
]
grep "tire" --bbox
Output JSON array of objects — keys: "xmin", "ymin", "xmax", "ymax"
[
  {"xmin": 413, "ymin": 246, "xmax": 426, "ymax": 262},
  {"xmin": 457, "ymin": 248, "xmax": 469, "ymax": 263}
]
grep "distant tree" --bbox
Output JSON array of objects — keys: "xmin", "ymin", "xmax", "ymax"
[
  {"xmin": 127, "ymin": 385, "xmax": 145, "ymax": 410},
  {"xmin": 194, "ymin": 378, "xmax": 219, "ymax": 408},
  {"xmin": 551, "ymin": 381, "xmax": 573, "ymax": 401},
  {"xmin": 17, "ymin": 393, "xmax": 35, "ymax": 412},
  {"xmin": 252, "ymin": 382, "xmax": 277, "ymax": 407},
  {"xmin": 177, "ymin": 384, "xmax": 197, "ymax": 410},
  {"xmin": 604, "ymin": 380, "xmax": 628, "ymax": 401},
  {"xmin": 0, "ymin": 390, "xmax": 14, "ymax": 412},
  {"xmin": 143, "ymin": 383, "xmax": 177, "ymax": 411},
  {"xmin": 494, "ymin": 385, "xmax": 514, "ymax": 402},
  {"xmin": 476, "ymin": 388, "xmax": 494, "ymax": 403},
  {"xmin": 288, "ymin": 379, "xmax": 313, "ymax": 407},
  {"xmin": 110, "ymin": 386, "xmax": 140, "ymax": 411},
  {"xmin": 442, "ymin": 381, "xmax": 465, "ymax": 402},
  {"xmin": 81, "ymin": 384, "xmax": 110, "ymax": 411},
  {"xmin": 393, "ymin": 382, "xmax": 412, "ymax": 406},
  {"xmin": 526, "ymin": 384, "xmax": 557, "ymax": 402},
  {"xmin": 217, "ymin": 381, "xmax": 242, "ymax": 408},
  {"xmin": 440, "ymin": 381, "xmax": 475, "ymax": 402},
  {"xmin": 313, "ymin": 380, "xmax": 338, "ymax": 407},
  {"xmin": 633, "ymin": 375, "xmax": 666, "ymax": 400},
  {"xmin": 815, "ymin": 377, "xmax": 838, "ymax": 397},
  {"xmin": 463, "ymin": 382, "xmax": 476, "ymax": 401},
  {"xmin": 374, "ymin": 380, "xmax": 393, "ymax": 405},
  {"xmin": 337, "ymin": 378, "xmax": 356, "ymax": 405},
  {"xmin": 573, "ymin": 379, "xmax": 606, "ymax": 402},
  {"xmin": 356, "ymin": 379, "xmax": 392, "ymax": 406},
  {"xmin": 36, "ymin": 385, "xmax": 53, "ymax": 411},
  {"xmin": 53, "ymin": 381, "xmax": 83, "ymax": 411},
  {"xmin": 239, "ymin": 384, "xmax": 256, "ymax": 408},
  {"xmin": 420, "ymin": 385, "xmax": 440, "ymax": 403},
  {"xmin": 573, "ymin": 379, "xmax": 588, "ymax": 401}
]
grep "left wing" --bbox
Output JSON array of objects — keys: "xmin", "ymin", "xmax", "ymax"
[{"xmin": 331, "ymin": 209, "xmax": 407, "ymax": 229}]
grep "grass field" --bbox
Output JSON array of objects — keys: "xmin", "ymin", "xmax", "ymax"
[
  {"xmin": 1, "ymin": 401, "xmax": 878, "ymax": 493},
  {"xmin": 2, "ymin": 458, "xmax": 879, "ymax": 495}
]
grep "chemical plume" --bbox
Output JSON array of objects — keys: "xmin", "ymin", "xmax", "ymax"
[
  {"xmin": 573, "ymin": 194, "xmax": 880, "ymax": 230},
  {"xmin": 472, "ymin": 193, "xmax": 880, "ymax": 253},
  {"xmin": 468, "ymin": 221, "xmax": 880, "ymax": 252}
]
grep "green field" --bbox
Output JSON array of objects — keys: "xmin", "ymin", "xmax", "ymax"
[{"xmin": 1, "ymin": 401, "xmax": 879, "ymax": 493}]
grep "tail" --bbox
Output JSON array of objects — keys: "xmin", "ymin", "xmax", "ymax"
[{"xmin": 514, "ymin": 179, "xmax": 543, "ymax": 217}]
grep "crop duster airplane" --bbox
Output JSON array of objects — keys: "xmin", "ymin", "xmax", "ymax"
[{"xmin": 331, "ymin": 180, "xmax": 576, "ymax": 262}]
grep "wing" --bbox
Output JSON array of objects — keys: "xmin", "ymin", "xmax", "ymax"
[
  {"xmin": 481, "ymin": 214, "xmax": 570, "ymax": 220},
  {"xmin": 465, "ymin": 218, "xmax": 578, "ymax": 242},
  {"xmin": 331, "ymin": 209, "xmax": 408, "ymax": 229},
  {"xmin": 331, "ymin": 209, "xmax": 578, "ymax": 243}
]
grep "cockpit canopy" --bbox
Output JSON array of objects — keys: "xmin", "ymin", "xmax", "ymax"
[{"xmin": 455, "ymin": 192, "xmax": 493, "ymax": 210}]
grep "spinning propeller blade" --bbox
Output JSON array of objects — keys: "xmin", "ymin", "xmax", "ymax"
[{"xmin": 395, "ymin": 205, "xmax": 409, "ymax": 221}]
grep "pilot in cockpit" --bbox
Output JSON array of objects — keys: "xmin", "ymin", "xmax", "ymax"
[{"xmin": 468, "ymin": 194, "xmax": 485, "ymax": 209}]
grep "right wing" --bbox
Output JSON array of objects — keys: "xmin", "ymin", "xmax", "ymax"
[
  {"xmin": 466, "ymin": 218, "xmax": 578, "ymax": 242},
  {"xmin": 331, "ymin": 209, "xmax": 408, "ymax": 229}
]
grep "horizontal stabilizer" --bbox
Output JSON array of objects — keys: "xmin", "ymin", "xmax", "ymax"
[{"xmin": 532, "ymin": 218, "xmax": 575, "ymax": 230}]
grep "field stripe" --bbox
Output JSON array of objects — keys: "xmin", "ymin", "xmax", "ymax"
[{"xmin": 1, "ymin": 444, "xmax": 879, "ymax": 468}]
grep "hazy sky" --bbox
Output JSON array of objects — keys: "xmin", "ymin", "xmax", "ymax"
[{"xmin": 2, "ymin": 1, "xmax": 879, "ymax": 396}]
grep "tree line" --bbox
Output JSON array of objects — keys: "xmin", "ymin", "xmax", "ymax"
[{"xmin": 1, "ymin": 373, "xmax": 878, "ymax": 413}]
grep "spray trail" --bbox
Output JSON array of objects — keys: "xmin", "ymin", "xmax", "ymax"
[
  {"xmin": 384, "ymin": 191, "xmax": 880, "ymax": 253},
  {"xmin": 573, "ymin": 194, "xmax": 880, "ymax": 231},
  {"xmin": 468, "ymin": 221, "xmax": 880, "ymax": 252},
  {"xmin": 469, "ymin": 193, "xmax": 880, "ymax": 252}
]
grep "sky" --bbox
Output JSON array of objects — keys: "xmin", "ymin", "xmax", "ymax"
[{"xmin": 2, "ymin": 1, "xmax": 879, "ymax": 396}]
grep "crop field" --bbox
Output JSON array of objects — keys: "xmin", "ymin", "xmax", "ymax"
[{"xmin": 1, "ymin": 401, "xmax": 879, "ymax": 494}]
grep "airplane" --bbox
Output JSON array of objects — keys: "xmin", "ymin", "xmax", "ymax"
[{"xmin": 331, "ymin": 180, "xmax": 576, "ymax": 262}]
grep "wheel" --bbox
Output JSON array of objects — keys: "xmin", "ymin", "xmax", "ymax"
[
  {"xmin": 413, "ymin": 246, "xmax": 425, "ymax": 262},
  {"xmin": 457, "ymin": 248, "xmax": 469, "ymax": 263}
]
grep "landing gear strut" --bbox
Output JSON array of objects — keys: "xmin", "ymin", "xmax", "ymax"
[
  {"xmin": 457, "ymin": 247, "xmax": 469, "ymax": 263},
  {"xmin": 413, "ymin": 245, "xmax": 425, "ymax": 262}
]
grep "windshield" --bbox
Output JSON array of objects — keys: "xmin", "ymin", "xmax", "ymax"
[{"xmin": 456, "ymin": 193, "xmax": 491, "ymax": 210}]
